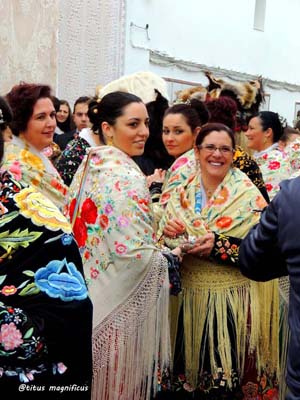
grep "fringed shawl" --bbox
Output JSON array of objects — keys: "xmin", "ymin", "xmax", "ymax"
[
  {"xmin": 2, "ymin": 136, "xmax": 68, "ymax": 210},
  {"xmin": 68, "ymin": 146, "xmax": 171, "ymax": 400},
  {"xmin": 158, "ymin": 168, "xmax": 279, "ymax": 388}
]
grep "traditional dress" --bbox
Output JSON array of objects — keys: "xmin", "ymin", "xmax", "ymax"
[
  {"xmin": 252, "ymin": 143, "xmax": 292, "ymax": 200},
  {"xmin": 2, "ymin": 136, "xmax": 68, "ymax": 210},
  {"xmin": 55, "ymin": 128, "xmax": 98, "ymax": 186},
  {"xmin": 68, "ymin": 146, "xmax": 173, "ymax": 400},
  {"xmin": 0, "ymin": 170, "xmax": 92, "ymax": 399},
  {"xmin": 157, "ymin": 168, "xmax": 279, "ymax": 399}
]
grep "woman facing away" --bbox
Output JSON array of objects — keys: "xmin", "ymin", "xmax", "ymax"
[
  {"xmin": 55, "ymin": 103, "xmax": 104, "ymax": 186},
  {"xmin": 67, "ymin": 91, "xmax": 182, "ymax": 400},
  {"xmin": 157, "ymin": 123, "xmax": 279, "ymax": 399},
  {"xmin": 4, "ymin": 83, "xmax": 68, "ymax": 210},
  {"xmin": 245, "ymin": 111, "xmax": 292, "ymax": 200},
  {"xmin": 0, "ymin": 96, "xmax": 92, "ymax": 399}
]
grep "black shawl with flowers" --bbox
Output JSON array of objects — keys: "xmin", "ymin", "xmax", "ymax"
[{"xmin": 0, "ymin": 171, "xmax": 92, "ymax": 398}]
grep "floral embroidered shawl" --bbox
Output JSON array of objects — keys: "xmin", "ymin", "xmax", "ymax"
[
  {"xmin": 0, "ymin": 171, "xmax": 92, "ymax": 395},
  {"xmin": 158, "ymin": 167, "xmax": 266, "ymax": 241},
  {"xmin": 2, "ymin": 136, "xmax": 68, "ymax": 210},
  {"xmin": 157, "ymin": 169, "xmax": 279, "ymax": 390},
  {"xmin": 68, "ymin": 146, "xmax": 171, "ymax": 400},
  {"xmin": 253, "ymin": 143, "xmax": 291, "ymax": 200}
]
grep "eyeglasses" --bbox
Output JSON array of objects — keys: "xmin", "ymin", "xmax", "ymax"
[{"xmin": 197, "ymin": 144, "xmax": 234, "ymax": 154}]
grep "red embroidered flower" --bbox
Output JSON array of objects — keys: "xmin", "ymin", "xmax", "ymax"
[
  {"xmin": 265, "ymin": 183, "xmax": 273, "ymax": 192},
  {"xmin": 99, "ymin": 214, "xmax": 109, "ymax": 229},
  {"xmin": 268, "ymin": 160, "xmax": 280, "ymax": 170},
  {"xmin": 138, "ymin": 198, "xmax": 149, "ymax": 212},
  {"xmin": 81, "ymin": 198, "xmax": 98, "ymax": 224},
  {"xmin": 115, "ymin": 242, "xmax": 128, "ymax": 255},
  {"xmin": 221, "ymin": 253, "xmax": 228, "ymax": 260},
  {"xmin": 73, "ymin": 217, "xmax": 88, "ymax": 248},
  {"xmin": 90, "ymin": 267, "xmax": 100, "ymax": 279}
]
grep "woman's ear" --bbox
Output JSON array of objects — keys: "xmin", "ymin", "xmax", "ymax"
[
  {"xmin": 194, "ymin": 126, "xmax": 201, "ymax": 137},
  {"xmin": 101, "ymin": 121, "xmax": 113, "ymax": 142},
  {"xmin": 265, "ymin": 127, "xmax": 273, "ymax": 141}
]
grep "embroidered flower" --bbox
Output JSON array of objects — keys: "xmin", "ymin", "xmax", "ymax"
[
  {"xmin": 213, "ymin": 187, "xmax": 229, "ymax": 205},
  {"xmin": 61, "ymin": 234, "xmax": 73, "ymax": 246},
  {"xmin": 160, "ymin": 192, "xmax": 171, "ymax": 205},
  {"xmin": 35, "ymin": 258, "xmax": 88, "ymax": 301},
  {"xmin": 90, "ymin": 267, "xmax": 99, "ymax": 279},
  {"xmin": 215, "ymin": 216, "xmax": 233, "ymax": 229},
  {"xmin": 104, "ymin": 203, "xmax": 113, "ymax": 215},
  {"xmin": 137, "ymin": 198, "xmax": 149, "ymax": 212},
  {"xmin": 9, "ymin": 161, "xmax": 22, "ymax": 181},
  {"xmin": 99, "ymin": 214, "xmax": 109, "ymax": 229},
  {"xmin": 255, "ymin": 195, "xmax": 267, "ymax": 209},
  {"xmin": 20, "ymin": 149, "xmax": 44, "ymax": 170},
  {"xmin": 117, "ymin": 216, "xmax": 130, "ymax": 228},
  {"xmin": 171, "ymin": 157, "xmax": 189, "ymax": 171},
  {"xmin": 14, "ymin": 188, "xmax": 71, "ymax": 233},
  {"xmin": 1, "ymin": 285, "xmax": 17, "ymax": 296},
  {"xmin": 0, "ymin": 322, "xmax": 23, "ymax": 350},
  {"xmin": 265, "ymin": 183, "xmax": 273, "ymax": 192},
  {"xmin": 268, "ymin": 160, "xmax": 280, "ymax": 170},
  {"xmin": 81, "ymin": 198, "xmax": 97, "ymax": 224},
  {"xmin": 115, "ymin": 242, "xmax": 128, "ymax": 255},
  {"xmin": 179, "ymin": 188, "xmax": 190, "ymax": 209},
  {"xmin": 73, "ymin": 217, "xmax": 87, "ymax": 247}
]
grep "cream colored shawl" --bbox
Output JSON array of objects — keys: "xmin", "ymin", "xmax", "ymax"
[
  {"xmin": 68, "ymin": 146, "xmax": 170, "ymax": 400},
  {"xmin": 158, "ymin": 168, "xmax": 279, "ymax": 389}
]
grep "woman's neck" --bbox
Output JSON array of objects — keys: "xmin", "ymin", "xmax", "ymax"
[{"xmin": 201, "ymin": 175, "xmax": 221, "ymax": 199}]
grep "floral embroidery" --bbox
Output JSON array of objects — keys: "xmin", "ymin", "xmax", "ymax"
[
  {"xmin": 215, "ymin": 216, "xmax": 233, "ymax": 229},
  {"xmin": 20, "ymin": 149, "xmax": 44, "ymax": 170},
  {"xmin": 213, "ymin": 234, "xmax": 240, "ymax": 264},
  {"xmin": 34, "ymin": 258, "xmax": 88, "ymax": 301},
  {"xmin": 14, "ymin": 188, "xmax": 71, "ymax": 233},
  {"xmin": 0, "ymin": 322, "xmax": 23, "ymax": 350}
]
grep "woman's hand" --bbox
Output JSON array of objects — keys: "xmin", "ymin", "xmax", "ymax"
[
  {"xmin": 163, "ymin": 218, "xmax": 186, "ymax": 238},
  {"xmin": 146, "ymin": 168, "xmax": 166, "ymax": 187},
  {"xmin": 187, "ymin": 232, "xmax": 215, "ymax": 258},
  {"xmin": 171, "ymin": 246, "xmax": 182, "ymax": 261}
]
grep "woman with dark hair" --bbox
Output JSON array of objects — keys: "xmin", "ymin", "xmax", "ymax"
[
  {"xmin": 0, "ymin": 96, "xmax": 92, "ymax": 398},
  {"xmin": 157, "ymin": 123, "xmax": 279, "ymax": 399},
  {"xmin": 67, "ymin": 91, "xmax": 181, "ymax": 400},
  {"xmin": 3, "ymin": 83, "xmax": 68, "ymax": 209},
  {"xmin": 56, "ymin": 99, "xmax": 75, "ymax": 134},
  {"xmin": 245, "ymin": 111, "xmax": 291, "ymax": 200},
  {"xmin": 152, "ymin": 98, "xmax": 269, "ymax": 216}
]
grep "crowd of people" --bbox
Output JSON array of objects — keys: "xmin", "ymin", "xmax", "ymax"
[{"xmin": 0, "ymin": 72, "xmax": 300, "ymax": 400}]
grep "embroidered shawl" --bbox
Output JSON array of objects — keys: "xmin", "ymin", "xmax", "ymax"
[
  {"xmin": 157, "ymin": 169, "xmax": 278, "ymax": 388},
  {"xmin": 2, "ymin": 136, "xmax": 68, "ymax": 210},
  {"xmin": 0, "ymin": 171, "xmax": 92, "ymax": 394},
  {"xmin": 68, "ymin": 146, "xmax": 171, "ymax": 400},
  {"xmin": 253, "ymin": 144, "xmax": 291, "ymax": 200}
]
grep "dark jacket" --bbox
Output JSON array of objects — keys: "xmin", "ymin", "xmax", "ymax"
[
  {"xmin": 239, "ymin": 177, "xmax": 300, "ymax": 397},
  {"xmin": 54, "ymin": 130, "xmax": 78, "ymax": 151}
]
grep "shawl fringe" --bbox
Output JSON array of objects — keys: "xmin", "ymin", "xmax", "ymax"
[{"xmin": 92, "ymin": 253, "xmax": 171, "ymax": 400}]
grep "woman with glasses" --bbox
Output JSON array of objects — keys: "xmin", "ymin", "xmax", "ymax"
[
  {"xmin": 157, "ymin": 123, "xmax": 279, "ymax": 399},
  {"xmin": 150, "ymin": 97, "xmax": 268, "ymax": 222}
]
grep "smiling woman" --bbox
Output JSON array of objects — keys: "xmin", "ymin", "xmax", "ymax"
[
  {"xmin": 157, "ymin": 123, "xmax": 279, "ymax": 399},
  {"xmin": 0, "ymin": 96, "xmax": 92, "ymax": 399},
  {"xmin": 67, "ymin": 91, "xmax": 182, "ymax": 400},
  {"xmin": 3, "ymin": 83, "xmax": 68, "ymax": 210}
]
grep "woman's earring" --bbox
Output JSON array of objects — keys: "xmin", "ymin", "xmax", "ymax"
[{"xmin": 106, "ymin": 136, "xmax": 113, "ymax": 146}]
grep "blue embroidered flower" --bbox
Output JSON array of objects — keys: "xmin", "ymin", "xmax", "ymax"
[
  {"xmin": 35, "ymin": 259, "xmax": 88, "ymax": 301},
  {"xmin": 61, "ymin": 234, "xmax": 73, "ymax": 246}
]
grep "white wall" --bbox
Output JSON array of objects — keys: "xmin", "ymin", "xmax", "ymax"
[{"xmin": 124, "ymin": 0, "xmax": 300, "ymax": 124}]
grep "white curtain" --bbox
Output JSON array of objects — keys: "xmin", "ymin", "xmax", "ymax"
[
  {"xmin": 0, "ymin": 0, "xmax": 59, "ymax": 94},
  {"xmin": 0, "ymin": 0, "xmax": 126, "ymax": 106},
  {"xmin": 57, "ymin": 0, "xmax": 126, "ymax": 106}
]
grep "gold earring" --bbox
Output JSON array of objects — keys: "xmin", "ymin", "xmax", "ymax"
[{"xmin": 106, "ymin": 136, "xmax": 113, "ymax": 146}]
